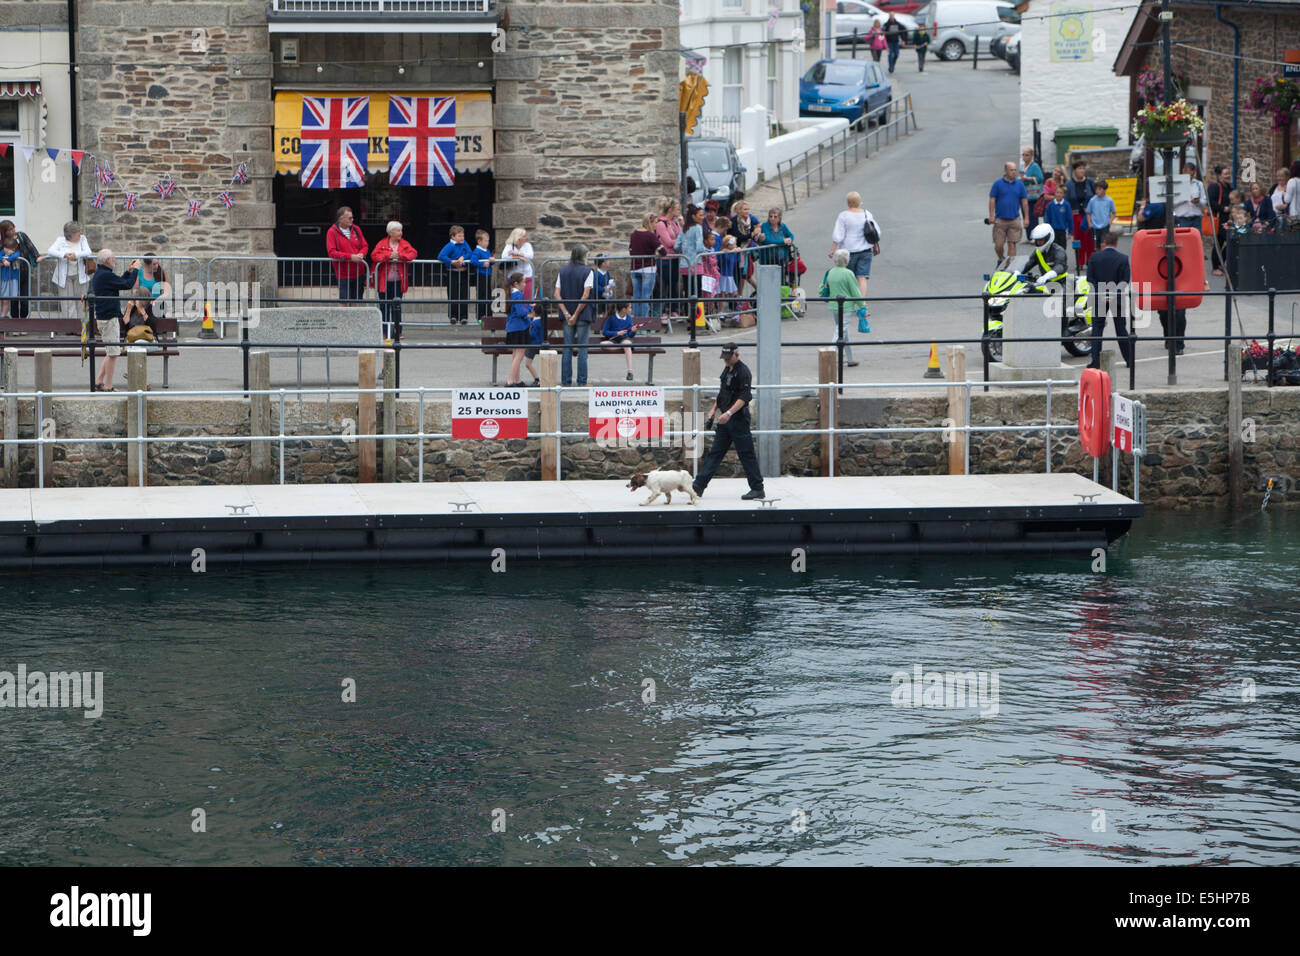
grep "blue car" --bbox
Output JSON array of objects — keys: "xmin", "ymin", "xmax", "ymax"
[{"xmin": 799, "ymin": 59, "xmax": 892, "ymax": 127}]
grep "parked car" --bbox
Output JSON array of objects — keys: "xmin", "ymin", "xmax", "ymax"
[
  {"xmin": 871, "ymin": 0, "xmax": 928, "ymax": 14},
  {"xmin": 915, "ymin": 0, "xmax": 1020, "ymax": 61},
  {"xmin": 799, "ymin": 59, "xmax": 893, "ymax": 128},
  {"xmin": 989, "ymin": 33, "xmax": 1008, "ymax": 60},
  {"xmin": 833, "ymin": 0, "xmax": 918, "ymax": 44},
  {"xmin": 1004, "ymin": 31, "xmax": 1020, "ymax": 72},
  {"xmin": 685, "ymin": 137, "xmax": 747, "ymax": 209}
]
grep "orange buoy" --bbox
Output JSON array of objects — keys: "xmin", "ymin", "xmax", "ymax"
[{"xmin": 1078, "ymin": 367, "xmax": 1111, "ymax": 458}]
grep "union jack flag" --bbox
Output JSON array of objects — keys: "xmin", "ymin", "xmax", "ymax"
[
  {"xmin": 218, "ymin": 191, "xmax": 234, "ymax": 209},
  {"xmin": 187, "ymin": 200, "xmax": 201, "ymax": 217},
  {"xmin": 89, "ymin": 191, "xmax": 105, "ymax": 209},
  {"xmin": 300, "ymin": 95, "xmax": 369, "ymax": 189},
  {"xmin": 97, "ymin": 165, "xmax": 114, "ymax": 185},
  {"xmin": 122, "ymin": 193, "xmax": 137, "ymax": 211},
  {"xmin": 154, "ymin": 177, "xmax": 176, "ymax": 199},
  {"xmin": 233, "ymin": 163, "xmax": 250, "ymax": 185},
  {"xmin": 388, "ymin": 95, "xmax": 455, "ymax": 187}
]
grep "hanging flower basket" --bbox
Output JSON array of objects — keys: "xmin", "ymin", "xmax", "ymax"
[
  {"xmin": 1132, "ymin": 98, "xmax": 1204, "ymax": 147},
  {"xmin": 1245, "ymin": 74, "xmax": 1300, "ymax": 131}
]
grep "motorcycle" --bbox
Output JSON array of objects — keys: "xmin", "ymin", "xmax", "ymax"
[{"xmin": 981, "ymin": 254, "xmax": 1093, "ymax": 363}]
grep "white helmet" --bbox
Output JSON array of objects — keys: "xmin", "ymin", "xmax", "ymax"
[{"xmin": 1030, "ymin": 223, "xmax": 1054, "ymax": 247}]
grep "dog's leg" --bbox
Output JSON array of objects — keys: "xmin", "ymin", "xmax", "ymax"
[
  {"xmin": 641, "ymin": 491, "xmax": 661, "ymax": 506},
  {"xmin": 664, "ymin": 492, "xmax": 672, "ymax": 504},
  {"xmin": 687, "ymin": 488, "xmax": 698, "ymax": 505}
]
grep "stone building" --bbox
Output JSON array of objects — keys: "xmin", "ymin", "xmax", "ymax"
[
  {"xmin": 1114, "ymin": 0, "xmax": 1300, "ymax": 180},
  {"xmin": 8, "ymin": 0, "xmax": 680, "ymax": 266}
]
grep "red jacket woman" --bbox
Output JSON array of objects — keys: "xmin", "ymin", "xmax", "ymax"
[{"xmin": 370, "ymin": 229, "xmax": 418, "ymax": 292}]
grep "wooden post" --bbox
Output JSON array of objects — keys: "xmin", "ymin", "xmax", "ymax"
[
  {"xmin": 126, "ymin": 347, "xmax": 148, "ymax": 487},
  {"xmin": 817, "ymin": 347, "xmax": 835, "ymax": 477},
  {"xmin": 34, "ymin": 351, "xmax": 53, "ymax": 487},
  {"xmin": 358, "ymin": 349, "xmax": 376, "ymax": 483},
  {"xmin": 2, "ymin": 348, "xmax": 16, "ymax": 488},
  {"xmin": 682, "ymin": 348, "xmax": 700, "ymax": 471},
  {"xmin": 539, "ymin": 349, "xmax": 559, "ymax": 481},
  {"xmin": 946, "ymin": 345, "xmax": 967, "ymax": 475},
  {"xmin": 382, "ymin": 348, "xmax": 396, "ymax": 482},
  {"xmin": 249, "ymin": 351, "xmax": 271, "ymax": 484},
  {"xmin": 1228, "ymin": 341, "xmax": 1243, "ymax": 506}
]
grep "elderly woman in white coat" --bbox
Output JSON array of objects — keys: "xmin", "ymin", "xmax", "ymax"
[{"xmin": 46, "ymin": 221, "xmax": 94, "ymax": 319}]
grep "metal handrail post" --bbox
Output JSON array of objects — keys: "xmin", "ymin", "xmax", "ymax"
[
  {"xmin": 836, "ymin": 296, "xmax": 845, "ymax": 390},
  {"xmin": 35, "ymin": 392, "xmax": 43, "ymax": 488},
  {"xmin": 136, "ymin": 389, "xmax": 145, "ymax": 486},
  {"xmin": 964, "ymin": 382, "xmax": 971, "ymax": 475},
  {"xmin": 417, "ymin": 387, "xmax": 425, "ymax": 483},
  {"xmin": 278, "ymin": 388, "xmax": 285, "ymax": 484},
  {"xmin": 829, "ymin": 382, "xmax": 836, "ymax": 477},
  {"xmin": 1267, "ymin": 286, "xmax": 1276, "ymax": 387},
  {"xmin": 1045, "ymin": 380, "xmax": 1052, "ymax": 473}
]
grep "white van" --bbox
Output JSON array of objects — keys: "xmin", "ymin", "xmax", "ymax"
[{"xmin": 915, "ymin": 1, "xmax": 1021, "ymax": 61}]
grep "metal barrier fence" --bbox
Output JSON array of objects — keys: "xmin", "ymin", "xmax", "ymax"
[
  {"xmin": 0, "ymin": 376, "xmax": 1145, "ymax": 501},
  {"xmin": 778, "ymin": 94, "xmax": 918, "ymax": 209}
]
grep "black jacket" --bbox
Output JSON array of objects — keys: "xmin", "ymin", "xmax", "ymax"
[
  {"xmin": 1086, "ymin": 247, "xmax": 1131, "ymax": 318},
  {"xmin": 1065, "ymin": 177, "xmax": 1095, "ymax": 217},
  {"xmin": 716, "ymin": 359, "xmax": 754, "ymax": 416},
  {"xmin": 90, "ymin": 266, "xmax": 138, "ymax": 323}
]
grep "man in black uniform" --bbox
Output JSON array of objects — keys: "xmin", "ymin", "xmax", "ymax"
[
  {"xmin": 692, "ymin": 343, "xmax": 765, "ymax": 501},
  {"xmin": 1084, "ymin": 231, "xmax": 1134, "ymax": 369}
]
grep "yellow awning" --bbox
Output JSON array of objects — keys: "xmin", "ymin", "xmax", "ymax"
[{"xmin": 274, "ymin": 90, "xmax": 494, "ymax": 176}]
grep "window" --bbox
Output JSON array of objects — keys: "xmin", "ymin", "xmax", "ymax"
[
  {"xmin": 0, "ymin": 101, "xmax": 17, "ymax": 217},
  {"xmin": 723, "ymin": 46, "xmax": 742, "ymax": 117},
  {"xmin": 803, "ymin": 62, "xmax": 868, "ymax": 86},
  {"xmin": 997, "ymin": 5, "xmax": 1021, "ymax": 23},
  {"xmin": 0, "ymin": 101, "xmax": 19, "ymax": 130}
]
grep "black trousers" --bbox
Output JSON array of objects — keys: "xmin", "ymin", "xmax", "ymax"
[
  {"xmin": 1158, "ymin": 309, "xmax": 1187, "ymax": 351},
  {"xmin": 475, "ymin": 271, "xmax": 491, "ymax": 322},
  {"xmin": 1089, "ymin": 309, "xmax": 1134, "ymax": 368},
  {"xmin": 9, "ymin": 265, "xmax": 31, "ymax": 318},
  {"xmin": 378, "ymin": 282, "xmax": 403, "ymax": 340},
  {"xmin": 447, "ymin": 269, "xmax": 469, "ymax": 322},
  {"xmin": 656, "ymin": 258, "xmax": 680, "ymax": 315},
  {"xmin": 695, "ymin": 412, "xmax": 764, "ymax": 493},
  {"xmin": 916, "ymin": 48, "xmax": 927, "ymax": 71}
]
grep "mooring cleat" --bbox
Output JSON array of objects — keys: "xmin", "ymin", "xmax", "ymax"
[
  {"xmin": 1073, "ymin": 493, "xmax": 1099, "ymax": 503},
  {"xmin": 449, "ymin": 501, "xmax": 473, "ymax": 513}
]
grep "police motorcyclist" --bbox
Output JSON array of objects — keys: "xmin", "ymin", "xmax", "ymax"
[{"xmin": 1022, "ymin": 223, "xmax": 1068, "ymax": 288}]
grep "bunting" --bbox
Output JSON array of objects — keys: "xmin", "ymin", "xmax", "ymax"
[
  {"xmin": 122, "ymin": 193, "xmax": 137, "ymax": 211},
  {"xmin": 89, "ymin": 192, "xmax": 106, "ymax": 209}
]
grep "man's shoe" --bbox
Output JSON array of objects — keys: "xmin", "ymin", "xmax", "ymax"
[
  {"xmin": 691, "ymin": 482, "xmax": 704, "ymax": 498},
  {"xmin": 741, "ymin": 488, "xmax": 766, "ymax": 501}
]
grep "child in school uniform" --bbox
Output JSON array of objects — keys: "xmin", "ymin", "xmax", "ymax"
[
  {"xmin": 593, "ymin": 254, "xmax": 615, "ymax": 324},
  {"xmin": 436, "ymin": 225, "xmax": 474, "ymax": 324},
  {"xmin": 504, "ymin": 271, "xmax": 534, "ymax": 387},
  {"xmin": 1044, "ymin": 185, "xmax": 1073, "ymax": 258},
  {"xmin": 0, "ymin": 235, "xmax": 20, "ymax": 316},
  {"xmin": 469, "ymin": 229, "xmax": 494, "ymax": 325},
  {"xmin": 600, "ymin": 299, "xmax": 638, "ymax": 381}
]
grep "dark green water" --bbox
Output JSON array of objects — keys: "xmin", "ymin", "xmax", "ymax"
[{"xmin": 2, "ymin": 510, "xmax": 1298, "ymax": 866}]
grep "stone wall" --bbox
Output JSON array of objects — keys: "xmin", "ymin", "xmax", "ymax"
[
  {"xmin": 1138, "ymin": 5, "xmax": 1300, "ymax": 175},
  {"xmin": 3, "ymin": 386, "xmax": 1300, "ymax": 509},
  {"xmin": 493, "ymin": 1, "xmax": 682, "ymax": 261},
  {"xmin": 73, "ymin": 0, "xmax": 274, "ymax": 256}
]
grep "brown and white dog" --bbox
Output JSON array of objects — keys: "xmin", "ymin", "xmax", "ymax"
[{"xmin": 628, "ymin": 469, "xmax": 698, "ymax": 506}]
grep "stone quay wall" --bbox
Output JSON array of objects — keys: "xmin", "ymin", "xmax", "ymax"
[{"xmin": 2, "ymin": 386, "xmax": 1298, "ymax": 510}]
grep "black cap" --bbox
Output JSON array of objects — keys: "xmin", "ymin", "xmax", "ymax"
[{"xmin": 720, "ymin": 343, "xmax": 739, "ymax": 357}]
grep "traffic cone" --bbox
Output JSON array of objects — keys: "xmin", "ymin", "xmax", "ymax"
[
  {"xmin": 198, "ymin": 301, "xmax": 217, "ymax": 339},
  {"xmin": 923, "ymin": 342, "xmax": 943, "ymax": 378}
]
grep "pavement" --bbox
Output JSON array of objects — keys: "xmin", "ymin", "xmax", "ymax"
[{"xmin": 8, "ymin": 56, "xmax": 1294, "ymax": 397}]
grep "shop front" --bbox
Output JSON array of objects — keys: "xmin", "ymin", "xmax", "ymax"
[{"xmin": 272, "ymin": 90, "xmax": 494, "ymax": 268}]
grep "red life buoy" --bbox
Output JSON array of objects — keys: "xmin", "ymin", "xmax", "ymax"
[
  {"xmin": 1131, "ymin": 227, "xmax": 1205, "ymax": 310},
  {"xmin": 1078, "ymin": 368, "xmax": 1111, "ymax": 458}
]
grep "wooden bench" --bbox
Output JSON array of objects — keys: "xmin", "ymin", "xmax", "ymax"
[
  {"xmin": 0, "ymin": 315, "xmax": 181, "ymax": 388},
  {"xmin": 479, "ymin": 314, "xmax": 666, "ymax": 385}
]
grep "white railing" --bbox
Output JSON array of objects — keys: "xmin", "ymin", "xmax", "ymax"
[{"xmin": 270, "ymin": 0, "xmax": 493, "ymax": 13}]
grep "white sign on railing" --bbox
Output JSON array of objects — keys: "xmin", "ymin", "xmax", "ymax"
[
  {"xmin": 1113, "ymin": 395, "xmax": 1134, "ymax": 454},
  {"xmin": 452, "ymin": 388, "xmax": 528, "ymax": 439},
  {"xmin": 588, "ymin": 386, "xmax": 664, "ymax": 440}
]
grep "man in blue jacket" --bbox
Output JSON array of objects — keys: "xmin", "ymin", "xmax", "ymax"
[{"xmin": 89, "ymin": 249, "xmax": 139, "ymax": 392}]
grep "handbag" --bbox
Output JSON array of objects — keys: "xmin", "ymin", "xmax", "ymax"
[
  {"xmin": 862, "ymin": 215, "xmax": 880, "ymax": 245},
  {"xmin": 795, "ymin": 256, "xmax": 807, "ymax": 276},
  {"xmin": 1033, "ymin": 194, "xmax": 1050, "ymax": 217},
  {"xmin": 857, "ymin": 310, "xmax": 871, "ymax": 334},
  {"xmin": 1201, "ymin": 211, "xmax": 1217, "ymax": 237}
]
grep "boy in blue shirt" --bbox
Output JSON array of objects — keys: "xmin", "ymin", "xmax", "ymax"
[
  {"xmin": 469, "ymin": 229, "xmax": 494, "ymax": 325},
  {"xmin": 592, "ymin": 255, "xmax": 615, "ymax": 324},
  {"xmin": 1044, "ymin": 184, "xmax": 1073, "ymax": 255},
  {"xmin": 436, "ymin": 225, "xmax": 474, "ymax": 324},
  {"xmin": 1086, "ymin": 180, "xmax": 1116, "ymax": 252},
  {"xmin": 600, "ymin": 299, "xmax": 638, "ymax": 381}
]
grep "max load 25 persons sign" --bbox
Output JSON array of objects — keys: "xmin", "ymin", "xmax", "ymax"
[{"xmin": 451, "ymin": 389, "xmax": 528, "ymax": 439}]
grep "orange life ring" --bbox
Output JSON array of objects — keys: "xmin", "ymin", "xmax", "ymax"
[{"xmin": 1078, "ymin": 368, "xmax": 1111, "ymax": 458}]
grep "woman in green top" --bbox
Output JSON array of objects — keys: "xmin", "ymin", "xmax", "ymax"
[
  {"xmin": 913, "ymin": 26, "xmax": 931, "ymax": 72},
  {"xmin": 821, "ymin": 248, "xmax": 865, "ymax": 367}
]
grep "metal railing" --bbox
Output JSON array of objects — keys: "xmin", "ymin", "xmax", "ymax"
[
  {"xmin": 0, "ymin": 377, "xmax": 1143, "ymax": 500},
  {"xmin": 778, "ymin": 93, "xmax": 917, "ymax": 209}
]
